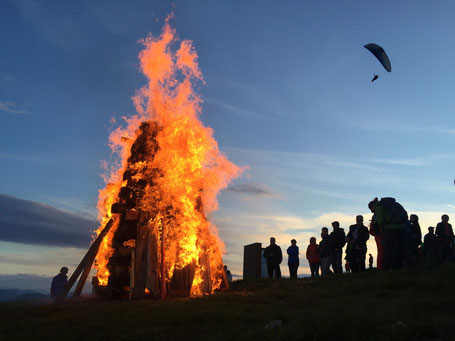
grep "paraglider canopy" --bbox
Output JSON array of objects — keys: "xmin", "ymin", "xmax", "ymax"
[{"xmin": 364, "ymin": 43, "xmax": 391, "ymax": 72}]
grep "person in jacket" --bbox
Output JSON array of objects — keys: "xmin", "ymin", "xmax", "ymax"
[
  {"xmin": 330, "ymin": 221, "xmax": 346, "ymax": 274},
  {"xmin": 51, "ymin": 266, "xmax": 68, "ymax": 299},
  {"xmin": 287, "ymin": 239, "xmax": 299, "ymax": 279},
  {"xmin": 263, "ymin": 237, "xmax": 283, "ymax": 278},
  {"xmin": 369, "ymin": 214, "xmax": 383, "ymax": 270},
  {"xmin": 423, "ymin": 226, "xmax": 438, "ymax": 263},
  {"xmin": 368, "ymin": 197, "xmax": 407, "ymax": 269},
  {"xmin": 435, "ymin": 214, "xmax": 454, "ymax": 262},
  {"xmin": 408, "ymin": 214, "xmax": 422, "ymax": 266},
  {"xmin": 306, "ymin": 237, "xmax": 320, "ymax": 277},
  {"xmin": 224, "ymin": 265, "xmax": 233, "ymax": 283},
  {"xmin": 319, "ymin": 227, "xmax": 332, "ymax": 275},
  {"xmin": 346, "ymin": 215, "xmax": 370, "ymax": 272}
]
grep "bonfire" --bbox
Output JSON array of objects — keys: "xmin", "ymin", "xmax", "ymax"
[{"xmin": 56, "ymin": 18, "xmax": 241, "ymax": 302}]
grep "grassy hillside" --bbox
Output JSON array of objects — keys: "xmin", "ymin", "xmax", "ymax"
[{"xmin": 1, "ymin": 264, "xmax": 455, "ymax": 340}]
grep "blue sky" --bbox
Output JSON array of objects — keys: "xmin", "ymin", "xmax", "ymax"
[{"xmin": 1, "ymin": 0, "xmax": 455, "ymax": 290}]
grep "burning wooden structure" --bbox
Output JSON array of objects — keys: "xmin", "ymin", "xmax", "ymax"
[
  {"xmin": 57, "ymin": 20, "xmax": 241, "ymax": 302},
  {"xmin": 94, "ymin": 121, "xmax": 219, "ymax": 299}
]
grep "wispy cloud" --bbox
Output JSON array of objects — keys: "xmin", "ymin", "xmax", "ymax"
[
  {"xmin": 369, "ymin": 157, "xmax": 425, "ymax": 167},
  {"xmin": 225, "ymin": 183, "xmax": 279, "ymax": 198},
  {"xmin": 1, "ymin": 75, "xmax": 16, "ymax": 82},
  {"xmin": 0, "ymin": 101, "xmax": 29, "ymax": 115},
  {"xmin": 225, "ymin": 147, "xmax": 397, "ymax": 188},
  {"xmin": 204, "ymin": 98, "xmax": 262, "ymax": 118},
  {"xmin": 0, "ymin": 152, "xmax": 55, "ymax": 164},
  {"xmin": 341, "ymin": 115, "xmax": 455, "ymax": 137}
]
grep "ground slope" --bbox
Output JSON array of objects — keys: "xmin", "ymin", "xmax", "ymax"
[{"xmin": 1, "ymin": 263, "xmax": 454, "ymax": 340}]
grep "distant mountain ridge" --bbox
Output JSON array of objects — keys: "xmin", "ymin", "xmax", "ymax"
[{"xmin": 0, "ymin": 289, "xmax": 49, "ymax": 302}]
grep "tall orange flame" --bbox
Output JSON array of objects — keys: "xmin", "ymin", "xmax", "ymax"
[{"xmin": 94, "ymin": 18, "xmax": 241, "ymax": 295}]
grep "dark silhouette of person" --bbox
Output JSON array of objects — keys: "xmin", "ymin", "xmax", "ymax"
[
  {"xmin": 345, "ymin": 261, "xmax": 351, "ymax": 273},
  {"xmin": 346, "ymin": 215, "xmax": 370, "ymax": 272},
  {"xmin": 319, "ymin": 227, "xmax": 333, "ymax": 275},
  {"xmin": 369, "ymin": 254, "xmax": 373, "ymax": 269},
  {"xmin": 368, "ymin": 197, "xmax": 407, "ymax": 269},
  {"xmin": 224, "ymin": 265, "xmax": 232, "ymax": 283},
  {"xmin": 407, "ymin": 214, "xmax": 422, "ymax": 266},
  {"xmin": 369, "ymin": 214, "xmax": 383, "ymax": 269},
  {"xmin": 264, "ymin": 237, "xmax": 282, "ymax": 279},
  {"xmin": 330, "ymin": 221, "xmax": 346, "ymax": 274},
  {"xmin": 51, "ymin": 266, "xmax": 68, "ymax": 299},
  {"xmin": 306, "ymin": 237, "xmax": 320, "ymax": 277},
  {"xmin": 423, "ymin": 226, "xmax": 438, "ymax": 263},
  {"xmin": 287, "ymin": 239, "xmax": 299, "ymax": 279},
  {"xmin": 435, "ymin": 214, "xmax": 454, "ymax": 262},
  {"xmin": 371, "ymin": 74, "xmax": 379, "ymax": 82}
]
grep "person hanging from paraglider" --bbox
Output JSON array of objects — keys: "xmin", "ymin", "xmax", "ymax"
[{"xmin": 364, "ymin": 43, "xmax": 391, "ymax": 83}]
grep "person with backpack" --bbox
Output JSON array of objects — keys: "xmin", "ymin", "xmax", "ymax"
[
  {"xmin": 346, "ymin": 215, "xmax": 370, "ymax": 272},
  {"xmin": 368, "ymin": 197, "xmax": 408, "ymax": 269},
  {"xmin": 306, "ymin": 237, "xmax": 320, "ymax": 277},
  {"xmin": 435, "ymin": 214, "xmax": 454, "ymax": 262},
  {"xmin": 329, "ymin": 221, "xmax": 346, "ymax": 274}
]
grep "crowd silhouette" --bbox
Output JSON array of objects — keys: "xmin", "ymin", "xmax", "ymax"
[{"xmin": 263, "ymin": 197, "xmax": 454, "ymax": 278}]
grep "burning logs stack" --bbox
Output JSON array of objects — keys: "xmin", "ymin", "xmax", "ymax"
[{"xmin": 92, "ymin": 121, "xmax": 216, "ymax": 299}]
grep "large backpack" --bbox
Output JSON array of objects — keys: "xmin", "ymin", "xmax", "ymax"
[{"xmin": 380, "ymin": 197, "xmax": 408, "ymax": 224}]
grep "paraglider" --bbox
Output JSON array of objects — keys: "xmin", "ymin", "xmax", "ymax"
[{"xmin": 364, "ymin": 43, "xmax": 391, "ymax": 82}]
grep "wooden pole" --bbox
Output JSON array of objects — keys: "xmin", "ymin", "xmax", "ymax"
[
  {"xmin": 55, "ymin": 218, "xmax": 116, "ymax": 304},
  {"xmin": 160, "ymin": 217, "xmax": 166, "ymax": 300},
  {"xmin": 129, "ymin": 249, "xmax": 135, "ymax": 301},
  {"xmin": 133, "ymin": 224, "xmax": 146, "ymax": 299},
  {"xmin": 221, "ymin": 262, "xmax": 230, "ymax": 291},
  {"xmin": 146, "ymin": 227, "xmax": 159, "ymax": 297},
  {"xmin": 73, "ymin": 259, "xmax": 92, "ymax": 298},
  {"xmin": 205, "ymin": 252, "xmax": 212, "ymax": 294}
]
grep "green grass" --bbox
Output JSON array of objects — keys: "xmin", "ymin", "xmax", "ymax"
[{"xmin": 1, "ymin": 264, "xmax": 455, "ymax": 340}]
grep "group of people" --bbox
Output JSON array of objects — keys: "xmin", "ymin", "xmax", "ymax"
[{"xmin": 263, "ymin": 197, "xmax": 454, "ymax": 278}]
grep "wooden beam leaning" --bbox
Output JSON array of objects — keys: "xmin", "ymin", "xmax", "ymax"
[
  {"xmin": 55, "ymin": 218, "xmax": 116, "ymax": 304},
  {"xmin": 73, "ymin": 259, "xmax": 92, "ymax": 298}
]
